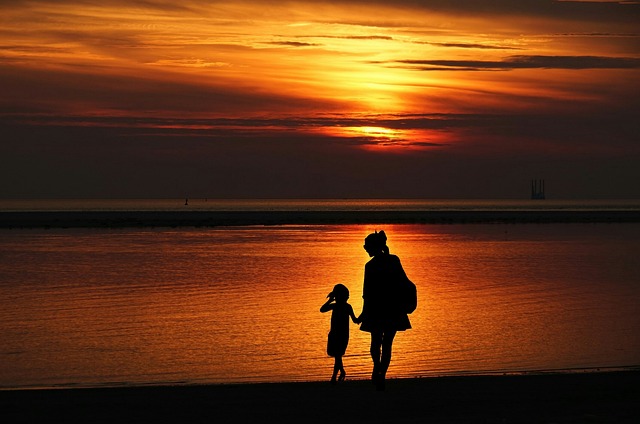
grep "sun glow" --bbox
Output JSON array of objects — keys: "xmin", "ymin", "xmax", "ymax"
[
  {"xmin": 314, "ymin": 125, "xmax": 446, "ymax": 152},
  {"xmin": 1, "ymin": 0, "xmax": 637, "ymax": 163},
  {"xmin": 356, "ymin": 126, "xmax": 398, "ymax": 138}
]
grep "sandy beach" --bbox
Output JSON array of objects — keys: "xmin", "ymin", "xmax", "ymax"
[
  {"xmin": 2, "ymin": 209, "xmax": 640, "ymax": 228},
  {"xmin": 2, "ymin": 371, "xmax": 639, "ymax": 423}
]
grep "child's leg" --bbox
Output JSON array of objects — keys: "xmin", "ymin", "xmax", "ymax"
[
  {"xmin": 336, "ymin": 356, "xmax": 346, "ymax": 381},
  {"xmin": 331, "ymin": 357, "xmax": 339, "ymax": 384}
]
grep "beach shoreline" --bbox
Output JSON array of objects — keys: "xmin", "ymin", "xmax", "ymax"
[
  {"xmin": 2, "ymin": 370, "xmax": 639, "ymax": 423},
  {"xmin": 2, "ymin": 209, "xmax": 640, "ymax": 228}
]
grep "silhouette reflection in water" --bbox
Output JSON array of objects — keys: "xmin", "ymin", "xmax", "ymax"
[
  {"xmin": 320, "ymin": 283, "xmax": 360, "ymax": 385},
  {"xmin": 358, "ymin": 230, "xmax": 413, "ymax": 391}
]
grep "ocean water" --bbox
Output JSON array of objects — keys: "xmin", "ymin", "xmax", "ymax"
[{"xmin": 1, "ymin": 200, "xmax": 639, "ymax": 389}]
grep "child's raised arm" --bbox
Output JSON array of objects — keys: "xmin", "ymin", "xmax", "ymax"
[{"xmin": 320, "ymin": 292, "xmax": 335, "ymax": 313}]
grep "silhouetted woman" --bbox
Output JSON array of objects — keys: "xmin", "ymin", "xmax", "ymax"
[{"xmin": 358, "ymin": 230, "xmax": 411, "ymax": 390}]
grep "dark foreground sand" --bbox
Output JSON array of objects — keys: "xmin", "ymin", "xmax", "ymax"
[{"xmin": 2, "ymin": 371, "xmax": 639, "ymax": 423}]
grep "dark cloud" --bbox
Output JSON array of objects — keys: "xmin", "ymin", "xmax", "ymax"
[
  {"xmin": 267, "ymin": 41, "xmax": 321, "ymax": 47},
  {"xmin": 343, "ymin": 0, "xmax": 640, "ymax": 21},
  {"xmin": 0, "ymin": 114, "xmax": 442, "ymax": 142},
  {"xmin": 321, "ymin": 35, "xmax": 394, "ymax": 40},
  {"xmin": 0, "ymin": 63, "xmax": 343, "ymax": 116},
  {"xmin": 5, "ymin": 109, "xmax": 637, "ymax": 155},
  {"xmin": 397, "ymin": 55, "xmax": 640, "ymax": 71},
  {"xmin": 2, "ymin": 113, "xmax": 638, "ymax": 199},
  {"xmin": 0, "ymin": 112, "xmax": 533, "ymax": 134},
  {"xmin": 416, "ymin": 41, "xmax": 521, "ymax": 50},
  {"xmin": 554, "ymin": 32, "xmax": 640, "ymax": 37}
]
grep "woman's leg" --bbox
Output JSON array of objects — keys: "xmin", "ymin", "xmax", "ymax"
[
  {"xmin": 369, "ymin": 331, "xmax": 383, "ymax": 382},
  {"xmin": 380, "ymin": 330, "xmax": 397, "ymax": 378},
  {"xmin": 375, "ymin": 330, "xmax": 397, "ymax": 390}
]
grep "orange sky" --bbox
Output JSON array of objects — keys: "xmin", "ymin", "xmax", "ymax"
[{"xmin": 1, "ymin": 1, "xmax": 639, "ymax": 198}]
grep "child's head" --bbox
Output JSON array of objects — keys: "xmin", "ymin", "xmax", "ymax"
[{"xmin": 331, "ymin": 284, "xmax": 349, "ymax": 302}]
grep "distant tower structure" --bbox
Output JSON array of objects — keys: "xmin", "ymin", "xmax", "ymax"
[{"xmin": 531, "ymin": 179, "xmax": 545, "ymax": 200}]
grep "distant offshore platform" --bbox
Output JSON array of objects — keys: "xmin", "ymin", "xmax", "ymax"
[{"xmin": 531, "ymin": 179, "xmax": 546, "ymax": 200}]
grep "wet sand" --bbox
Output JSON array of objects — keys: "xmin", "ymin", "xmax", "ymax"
[
  {"xmin": 2, "ymin": 209, "xmax": 640, "ymax": 228},
  {"xmin": 2, "ymin": 371, "xmax": 639, "ymax": 423}
]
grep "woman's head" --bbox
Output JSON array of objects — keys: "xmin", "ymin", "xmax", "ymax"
[
  {"xmin": 363, "ymin": 230, "xmax": 388, "ymax": 256},
  {"xmin": 331, "ymin": 283, "xmax": 349, "ymax": 302}
]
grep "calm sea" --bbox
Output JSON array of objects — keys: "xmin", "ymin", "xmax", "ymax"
[{"xmin": 1, "ymin": 199, "xmax": 639, "ymax": 389}]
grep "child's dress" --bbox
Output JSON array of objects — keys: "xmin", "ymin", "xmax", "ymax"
[{"xmin": 327, "ymin": 302, "xmax": 355, "ymax": 357}]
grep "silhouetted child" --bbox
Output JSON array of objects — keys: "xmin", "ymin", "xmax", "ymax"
[{"xmin": 320, "ymin": 283, "xmax": 360, "ymax": 384}]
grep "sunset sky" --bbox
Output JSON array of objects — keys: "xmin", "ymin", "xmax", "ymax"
[{"xmin": 1, "ymin": 0, "xmax": 639, "ymax": 199}]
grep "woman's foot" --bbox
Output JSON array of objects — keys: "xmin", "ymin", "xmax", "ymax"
[
  {"xmin": 338, "ymin": 370, "xmax": 346, "ymax": 382},
  {"xmin": 371, "ymin": 366, "xmax": 380, "ymax": 384}
]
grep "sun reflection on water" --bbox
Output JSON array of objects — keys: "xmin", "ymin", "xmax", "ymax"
[{"xmin": 1, "ymin": 223, "xmax": 639, "ymax": 388}]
